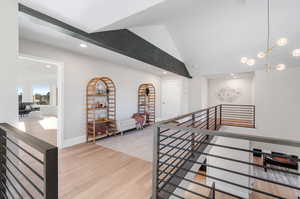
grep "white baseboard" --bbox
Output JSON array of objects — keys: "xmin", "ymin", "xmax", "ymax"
[{"xmin": 63, "ymin": 135, "xmax": 85, "ymax": 148}]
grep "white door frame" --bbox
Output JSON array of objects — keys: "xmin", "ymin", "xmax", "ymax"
[{"xmin": 19, "ymin": 53, "xmax": 65, "ymax": 149}]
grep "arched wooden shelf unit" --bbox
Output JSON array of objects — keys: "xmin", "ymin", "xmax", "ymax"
[
  {"xmin": 86, "ymin": 77, "xmax": 117, "ymax": 142},
  {"xmin": 138, "ymin": 83, "xmax": 155, "ymax": 125}
]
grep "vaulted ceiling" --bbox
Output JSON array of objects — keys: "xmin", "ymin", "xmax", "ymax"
[{"xmin": 19, "ymin": 0, "xmax": 300, "ymax": 77}]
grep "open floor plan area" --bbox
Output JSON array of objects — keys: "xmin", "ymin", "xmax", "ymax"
[{"xmin": 1, "ymin": 0, "xmax": 300, "ymax": 198}]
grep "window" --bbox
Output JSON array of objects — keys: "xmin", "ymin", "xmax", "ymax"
[
  {"xmin": 17, "ymin": 86, "xmax": 23, "ymax": 103},
  {"xmin": 32, "ymin": 85, "xmax": 50, "ymax": 105}
]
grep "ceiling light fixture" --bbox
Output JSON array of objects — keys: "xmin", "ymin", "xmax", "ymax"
[
  {"xmin": 246, "ymin": 59, "xmax": 256, "ymax": 66},
  {"xmin": 163, "ymin": 71, "xmax": 167, "ymax": 74},
  {"xmin": 292, "ymin": 49, "xmax": 300, "ymax": 57},
  {"xmin": 276, "ymin": 38, "xmax": 288, "ymax": 47},
  {"xmin": 240, "ymin": 57, "xmax": 248, "ymax": 64},
  {"xmin": 257, "ymin": 52, "xmax": 266, "ymax": 59},
  {"xmin": 80, "ymin": 43, "xmax": 88, "ymax": 48},
  {"xmin": 276, "ymin": 64, "xmax": 286, "ymax": 71},
  {"xmin": 45, "ymin": 65, "xmax": 52, "ymax": 68},
  {"xmin": 241, "ymin": 1, "xmax": 290, "ymax": 71}
]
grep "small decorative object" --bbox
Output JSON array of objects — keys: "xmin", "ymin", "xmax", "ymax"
[
  {"xmin": 216, "ymin": 87, "xmax": 241, "ymax": 103},
  {"xmin": 145, "ymin": 88, "xmax": 150, "ymax": 96}
]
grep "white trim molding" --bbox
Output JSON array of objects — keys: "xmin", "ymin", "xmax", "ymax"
[{"xmin": 63, "ymin": 135, "xmax": 85, "ymax": 148}]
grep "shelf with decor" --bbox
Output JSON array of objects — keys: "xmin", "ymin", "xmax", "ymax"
[
  {"xmin": 138, "ymin": 83, "xmax": 155, "ymax": 125},
  {"xmin": 86, "ymin": 77, "xmax": 117, "ymax": 143}
]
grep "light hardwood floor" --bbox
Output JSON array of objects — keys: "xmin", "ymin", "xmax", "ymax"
[
  {"xmin": 59, "ymin": 143, "xmax": 152, "ymax": 199},
  {"xmin": 19, "ymin": 116, "xmax": 57, "ymax": 146}
]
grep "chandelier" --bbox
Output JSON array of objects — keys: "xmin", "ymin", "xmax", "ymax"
[{"xmin": 240, "ymin": 0, "xmax": 300, "ymax": 71}]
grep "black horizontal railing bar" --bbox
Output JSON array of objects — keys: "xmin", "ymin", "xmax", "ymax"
[
  {"xmin": 158, "ymin": 137, "xmax": 192, "ymax": 176},
  {"xmin": 2, "ymin": 154, "xmax": 44, "ymax": 195},
  {"xmin": 2, "ymin": 161, "xmax": 34, "ymax": 198},
  {"xmin": 0, "ymin": 123, "xmax": 56, "ymax": 153},
  {"xmin": 159, "ymin": 130, "xmax": 192, "ymax": 151},
  {"xmin": 222, "ymin": 113, "xmax": 254, "ymax": 117},
  {"xmin": 159, "ymin": 161, "xmax": 285, "ymax": 199},
  {"xmin": 222, "ymin": 117, "xmax": 253, "ymax": 121},
  {"xmin": 159, "ymin": 143, "xmax": 300, "ymax": 176},
  {"xmin": 4, "ymin": 136, "xmax": 44, "ymax": 165},
  {"xmin": 158, "ymin": 136, "xmax": 207, "ymax": 190},
  {"xmin": 158, "ymin": 106, "xmax": 220, "ymax": 125},
  {"xmin": 222, "ymin": 104, "xmax": 255, "ymax": 107},
  {"xmin": 160, "ymin": 179, "xmax": 211, "ymax": 199},
  {"xmin": 160, "ymin": 135, "xmax": 300, "ymax": 164},
  {"xmin": 159, "ymin": 152, "xmax": 300, "ymax": 191},
  {"xmin": 158, "ymin": 124, "xmax": 300, "ymax": 147},
  {"xmin": 158, "ymin": 135, "xmax": 192, "ymax": 169},
  {"xmin": 1, "ymin": 144, "xmax": 44, "ymax": 181},
  {"xmin": 160, "ymin": 119, "xmax": 203, "ymax": 142},
  {"xmin": 222, "ymin": 106, "xmax": 254, "ymax": 109},
  {"xmin": 159, "ymin": 117, "xmax": 195, "ymax": 135},
  {"xmin": 159, "ymin": 188, "xmax": 185, "ymax": 199},
  {"xmin": 187, "ymin": 139, "xmax": 300, "ymax": 163},
  {"xmin": 158, "ymin": 142, "xmax": 191, "ymax": 180},
  {"xmin": 222, "ymin": 106, "xmax": 254, "ymax": 111},
  {"xmin": 0, "ymin": 176, "xmax": 15, "ymax": 199},
  {"xmin": 0, "ymin": 172, "xmax": 23, "ymax": 198},
  {"xmin": 221, "ymin": 124, "xmax": 255, "ymax": 129},
  {"xmin": 159, "ymin": 169, "xmax": 243, "ymax": 199}
]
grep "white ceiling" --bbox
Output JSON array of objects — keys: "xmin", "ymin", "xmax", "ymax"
[
  {"xmin": 19, "ymin": 13, "xmax": 176, "ymax": 77},
  {"xmin": 19, "ymin": 0, "xmax": 300, "ymax": 77},
  {"xmin": 97, "ymin": 0, "xmax": 300, "ymax": 75},
  {"xmin": 19, "ymin": 0, "xmax": 165, "ymax": 33},
  {"xmin": 17, "ymin": 57, "xmax": 57, "ymax": 82}
]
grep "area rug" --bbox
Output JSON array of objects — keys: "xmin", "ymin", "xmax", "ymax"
[{"xmin": 96, "ymin": 126, "xmax": 154, "ymax": 162}]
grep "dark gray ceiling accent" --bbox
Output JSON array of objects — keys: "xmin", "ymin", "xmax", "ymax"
[{"xmin": 19, "ymin": 4, "xmax": 192, "ymax": 78}]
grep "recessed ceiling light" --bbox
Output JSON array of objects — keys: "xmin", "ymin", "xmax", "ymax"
[
  {"xmin": 276, "ymin": 38, "xmax": 288, "ymax": 46},
  {"xmin": 276, "ymin": 64, "xmax": 286, "ymax": 71},
  {"xmin": 240, "ymin": 57, "xmax": 248, "ymax": 64},
  {"xmin": 45, "ymin": 65, "xmax": 52, "ymax": 68},
  {"xmin": 230, "ymin": 73, "xmax": 235, "ymax": 76},
  {"xmin": 163, "ymin": 71, "xmax": 167, "ymax": 74},
  {"xmin": 80, "ymin": 43, "xmax": 88, "ymax": 48},
  {"xmin": 257, "ymin": 52, "xmax": 266, "ymax": 59},
  {"xmin": 246, "ymin": 58, "xmax": 256, "ymax": 66},
  {"xmin": 292, "ymin": 49, "xmax": 300, "ymax": 57}
]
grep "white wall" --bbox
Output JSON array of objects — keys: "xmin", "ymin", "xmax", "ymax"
[
  {"xmin": 255, "ymin": 68, "xmax": 300, "ymax": 141},
  {"xmin": 188, "ymin": 74, "xmax": 208, "ymax": 112},
  {"xmin": 19, "ymin": 39, "xmax": 162, "ymax": 143},
  {"xmin": 0, "ymin": 0, "xmax": 18, "ymax": 125},
  {"xmin": 160, "ymin": 76, "xmax": 189, "ymax": 120},
  {"xmin": 208, "ymin": 76, "xmax": 254, "ymax": 106}
]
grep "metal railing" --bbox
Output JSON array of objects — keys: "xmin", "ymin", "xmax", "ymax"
[
  {"xmin": 153, "ymin": 104, "xmax": 300, "ymax": 199},
  {"xmin": 0, "ymin": 123, "xmax": 58, "ymax": 199},
  {"xmin": 221, "ymin": 104, "xmax": 255, "ymax": 128}
]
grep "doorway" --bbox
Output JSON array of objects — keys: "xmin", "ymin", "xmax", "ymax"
[
  {"xmin": 17, "ymin": 54, "xmax": 64, "ymax": 148},
  {"xmin": 161, "ymin": 79, "xmax": 182, "ymax": 119}
]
